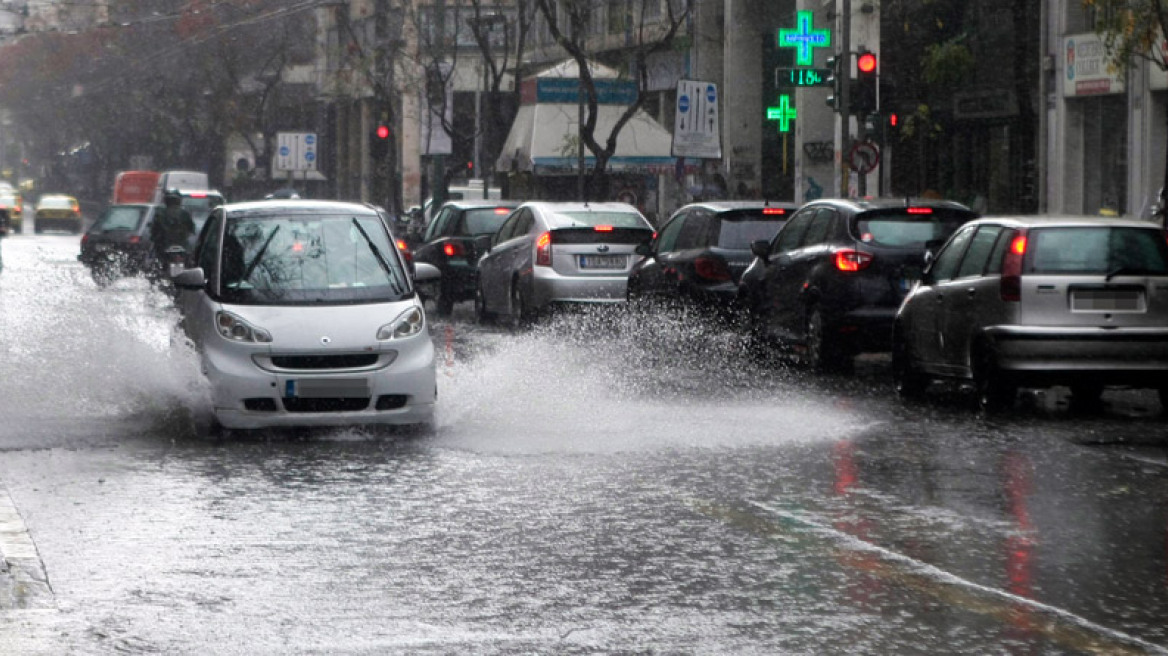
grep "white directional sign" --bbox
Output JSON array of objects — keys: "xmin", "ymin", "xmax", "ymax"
[
  {"xmin": 275, "ymin": 132, "xmax": 318, "ymax": 172},
  {"xmin": 672, "ymin": 80, "xmax": 722, "ymax": 159}
]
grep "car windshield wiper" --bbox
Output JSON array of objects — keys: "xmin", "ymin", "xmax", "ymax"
[
  {"xmin": 350, "ymin": 218, "xmax": 405, "ymax": 294},
  {"xmin": 241, "ymin": 225, "xmax": 280, "ymax": 283},
  {"xmin": 1105, "ymin": 266, "xmax": 1146, "ymax": 281}
]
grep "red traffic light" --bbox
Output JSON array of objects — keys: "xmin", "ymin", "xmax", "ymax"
[
  {"xmin": 889, "ymin": 112, "xmax": 898, "ymax": 127},
  {"xmin": 857, "ymin": 52, "xmax": 877, "ymax": 74},
  {"xmin": 375, "ymin": 125, "xmax": 390, "ymax": 139}
]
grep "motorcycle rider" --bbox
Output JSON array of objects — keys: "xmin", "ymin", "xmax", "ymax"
[{"xmin": 149, "ymin": 188, "xmax": 196, "ymax": 282}]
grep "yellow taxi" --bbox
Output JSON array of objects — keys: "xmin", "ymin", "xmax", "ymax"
[
  {"xmin": 34, "ymin": 194, "xmax": 83, "ymax": 234},
  {"xmin": 0, "ymin": 190, "xmax": 21, "ymax": 234}
]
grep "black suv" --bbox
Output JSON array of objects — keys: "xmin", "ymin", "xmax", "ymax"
[
  {"xmin": 627, "ymin": 201, "xmax": 795, "ymax": 321},
  {"xmin": 411, "ymin": 199, "xmax": 521, "ymax": 316},
  {"xmin": 738, "ymin": 198, "xmax": 979, "ymax": 371}
]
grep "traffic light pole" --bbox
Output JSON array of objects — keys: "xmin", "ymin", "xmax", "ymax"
[{"xmin": 838, "ymin": 0, "xmax": 851, "ymax": 198}]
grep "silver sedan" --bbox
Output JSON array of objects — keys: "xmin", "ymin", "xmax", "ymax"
[{"xmin": 474, "ymin": 201, "xmax": 655, "ymax": 323}]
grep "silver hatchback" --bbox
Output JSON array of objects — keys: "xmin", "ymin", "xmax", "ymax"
[
  {"xmin": 474, "ymin": 201, "xmax": 655, "ymax": 323},
  {"xmin": 892, "ymin": 216, "xmax": 1168, "ymax": 410},
  {"xmin": 174, "ymin": 200, "xmax": 440, "ymax": 431}
]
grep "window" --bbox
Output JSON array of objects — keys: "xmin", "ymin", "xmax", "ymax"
[
  {"xmin": 494, "ymin": 210, "xmax": 523, "ymax": 244},
  {"xmin": 772, "ymin": 210, "xmax": 814, "ymax": 254},
  {"xmin": 956, "ymin": 226, "xmax": 1003, "ymax": 278},
  {"xmin": 607, "ymin": 0, "xmax": 625, "ymax": 33},
  {"xmin": 655, "ymin": 213, "xmax": 686, "ymax": 252},
  {"xmin": 219, "ymin": 213, "xmax": 411, "ymax": 305},
  {"xmin": 929, "ymin": 226, "xmax": 975, "ymax": 283},
  {"xmin": 801, "ymin": 208, "xmax": 836, "ymax": 247},
  {"xmin": 674, "ymin": 211, "xmax": 709, "ymax": 249},
  {"xmin": 1028, "ymin": 227, "xmax": 1168, "ymax": 275},
  {"xmin": 425, "ymin": 208, "xmax": 455, "ymax": 242},
  {"xmin": 462, "ymin": 208, "xmax": 513, "ymax": 236},
  {"xmin": 714, "ymin": 213, "xmax": 786, "ymax": 249}
]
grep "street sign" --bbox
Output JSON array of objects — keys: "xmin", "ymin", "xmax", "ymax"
[
  {"xmin": 274, "ymin": 132, "xmax": 318, "ymax": 172},
  {"xmin": 848, "ymin": 140, "xmax": 881, "ymax": 174},
  {"xmin": 672, "ymin": 79, "xmax": 722, "ymax": 159},
  {"xmin": 775, "ymin": 67, "xmax": 833, "ymax": 88}
]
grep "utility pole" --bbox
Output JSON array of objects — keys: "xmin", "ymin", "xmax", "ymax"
[
  {"xmin": 839, "ymin": 0, "xmax": 851, "ymax": 198},
  {"xmin": 430, "ymin": 0, "xmax": 448, "ymax": 214}
]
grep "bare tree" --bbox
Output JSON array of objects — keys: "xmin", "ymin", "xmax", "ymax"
[{"xmin": 533, "ymin": 0, "xmax": 689, "ymax": 199}]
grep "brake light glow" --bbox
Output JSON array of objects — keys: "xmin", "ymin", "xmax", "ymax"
[
  {"xmin": 395, "ymin": 239, "xmax": 413, "ymax": 262},
  {"xmin": 535, "ymin": 231, "xmax": 552, "ymax": 266},
  {"xmin": 906, "ymin": 207, "xmax": 933, "ymax": 215},
  {"xmin": 594, "ymin": 225, "xmax": 614, "ymax": 232},
  {"xmin": 762, "ymin": 208, "xmax": 787, "ymax": 215},
  {"xmin": 292, "ymin": 242, "xmax": 304, "ymax": 253},
  {"xmin": 443, "ymin": 242, "xmax": 465, "ymax": 257},
  {"xmin": 693, "ymin": 256, "xmax": 732, "ymax": 282},
  {"xmin": 494, "ymin": 208, "xmax": 510, "ymax": 214},
  {"xmin": 188, "ymin": 193, "xmax": 208, "ymax": 198},
  {"xmin": 834, "ymin": 249, "xmax": 874, "ymax": 272},
  {"xmin": 129, "ymin": 235, "xmax": 141, "ymax": 244},
  {"xmin": 1000, "ymin": 231, "xmax": 1027, "ymax": 302}
]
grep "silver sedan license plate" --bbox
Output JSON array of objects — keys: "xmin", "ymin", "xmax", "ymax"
[
  {"xmin": 1071, "ymin": 289, "xmax": 1143, "ymax": 312},
  {"xmin": 579, "ymin": 254, "xmax": 625, "ymax": 269}
]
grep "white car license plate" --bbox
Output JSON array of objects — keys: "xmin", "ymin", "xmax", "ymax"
[
  {"xmin": 1071, "ymin": 289, "xmax": 1144, "ymax": 312},
  {"xmin": 579, "ymin": 254, "xmax": 625, "ymax": 269},
  {"xmin": 284, "ymin": 378, "xmax": 370, "ymax": 399}
]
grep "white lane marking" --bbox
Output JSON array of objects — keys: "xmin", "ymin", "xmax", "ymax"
[
  {"xmin": 0, "ymin": 491, "xmax": 39, "ymax": 560},
  {"xmin": 749, "ymin": 500, "xmax": 1168, "ymax": 655}
]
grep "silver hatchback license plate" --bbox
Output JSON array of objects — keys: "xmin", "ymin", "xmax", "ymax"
[
  {"xmin": 579, "ymin": 254, "xmax": 626, "ymax": 269},
  {"xmin": 284, "ymin": 378, "xmax": 370, "ymax": 399},
  {"xmin": 1071, "ymin": 289, "xmax": 1144, "ymax": 312}
]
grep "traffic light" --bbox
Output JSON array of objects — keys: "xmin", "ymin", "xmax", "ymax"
[
  {"xmin": 825, "ymin": 55, "xmax": 841, "ymax": 111},
  {"xmin": 370, "ymin": 124, "xmax": 391, "ymax": 159},
  {"xmin": 854, "ymin": 50, "xmax": 878, "ymax": 116}
]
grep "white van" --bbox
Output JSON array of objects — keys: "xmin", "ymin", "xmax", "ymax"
[{"xmin": 153, "ymin": 170, "xmax": 210, "ymax": 202}]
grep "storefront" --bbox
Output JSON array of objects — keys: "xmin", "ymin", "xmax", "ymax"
[{"xmin": 1056, "ymin": 32, "xmax": 1129, "ymax": 215}]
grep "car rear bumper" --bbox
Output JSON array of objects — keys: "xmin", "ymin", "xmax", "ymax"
[
  {"xmin": 36, "ymin": 217, "xmax": 82, "ymax": 232},
  {"xmin": 985, "ymin": 325, "xmax": 1168, "ymax": 385},
  {"xmin": 532, "ymin": 269, "xmax": 628, "ymax": 306}
]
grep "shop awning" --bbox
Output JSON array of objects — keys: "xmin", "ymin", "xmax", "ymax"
[
  {"xmin": 496, "ymin": 103, "xmax": 677, "ymax": 175},
  {"xmin": 495, "ymin": 60, "xmax": 679, "ymax": 176}
]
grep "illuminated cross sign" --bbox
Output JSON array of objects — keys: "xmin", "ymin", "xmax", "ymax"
[
  {"xmin": 778, "ymin": 11, "xmax": 831, "ymax": 67},
  {"xmin": 766, "ymin": 95, "xmax": 797, "ymax": 133}
]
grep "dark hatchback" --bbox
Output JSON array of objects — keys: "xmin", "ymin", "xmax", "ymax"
[
  {"xmin": 78, "ymin": 203, "xmax": 161, "ymax": 286},
  {"xmin": 738, "ymin": 198, "xmax": 979, "ymax": 371},
  {"xmin": 412, "ymin": 199, "xmax": 521, "ymax": 316},
  {"xmin": 627, "ymin": 201, "xmax": 796, "ymax": 320}
]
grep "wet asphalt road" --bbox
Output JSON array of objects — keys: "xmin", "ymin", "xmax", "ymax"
[{"xmin": 1, "ymin": 233, "xmax": 1168, "ymax": 654}]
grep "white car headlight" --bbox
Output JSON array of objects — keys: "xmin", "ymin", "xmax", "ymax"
[
  {"xmin": 215, "ymin": 311, "xmax": 273, "ymax": 343},
  {"xmin": 378, "ymin": 307, "xmax": 425, "ymax": 340}
]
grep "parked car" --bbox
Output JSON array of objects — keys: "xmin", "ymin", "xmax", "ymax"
[
  {"xmin": 474, "ymin": 201, "xmax": 655, "ymax": 324},
  {"xmin": 412, "ymin": 199, "xmax": 521, "ymax": 316},
  {"xmin": 627, "ymin": 200, "xmax": 796, "ymax": 321},
  {"xmin": 78, "ymin": 203, "xmax": 160, "ymax": 286},
  {"xmin": 172, "ymin": 199, "xmax": 440, "ymax": 432},
  {"xmin": 738, "ymin": 198, "xmax": 979, "ymax": 371},
  {"xmin": 34, "ymin": 194, "xmax": 83, "ymax": 234},
  {"xmin": 892, "ymin": 215, "xmax": 1168, "ymax": 411},
  {"xmin": 0, "ymin": 189, "xmax": 24, "ymax": 234}
]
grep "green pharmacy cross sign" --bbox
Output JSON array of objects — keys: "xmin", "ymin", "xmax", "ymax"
[
  {"xmin": 766, "ymin": 95, "xmax": 797, "ymax": 133},
  {"xmin": 778, "ymin": 11, "xmax": 831, "ymax": 66}
]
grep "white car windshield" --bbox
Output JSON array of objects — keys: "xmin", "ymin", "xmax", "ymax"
[{"xmin": 219, "ymin": 212, "xmax": 411, "ymax": 305}]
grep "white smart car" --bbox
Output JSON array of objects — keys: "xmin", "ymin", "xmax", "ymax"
[{"xmin": 174, "ymin": 200, "xmax": 440, "ymax": 432}]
